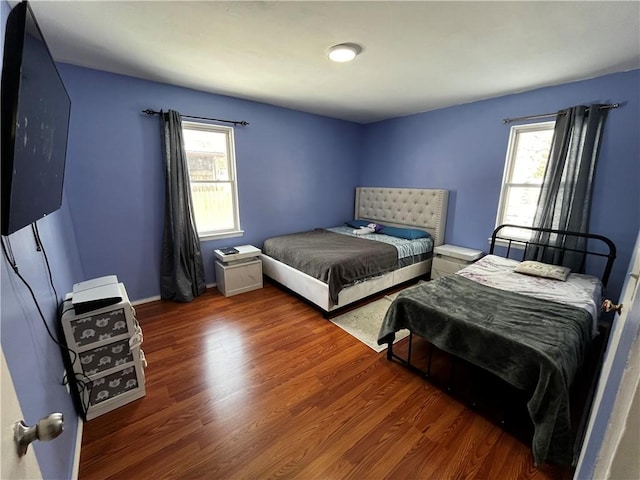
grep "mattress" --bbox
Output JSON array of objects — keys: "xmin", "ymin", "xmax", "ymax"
[
  {"xmin": 457, "ymin": 255, "xmax": 602, "ymax": 335},
  {"xmin": 262, "ymin": 227, "xmax": 433, "ymax": 307},
  {"xmin": 326, "ymin": 226, "xmax": 433, "ymax": 259},
  {"xmin": 263, "ymin": 229, "xmax": 397, "ymax": 306},
  {"xmin": 377, "ymin": 271, "xmax": 594, "ymax": 466}
]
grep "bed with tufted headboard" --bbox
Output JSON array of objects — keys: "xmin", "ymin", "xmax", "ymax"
[{"xmin": 260, "ymin": 187, "xmax": 449, "ymax": 313}]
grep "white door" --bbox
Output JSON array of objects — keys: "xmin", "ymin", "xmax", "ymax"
[
  {"xmin": 575, "ymin": 228, "xmax": 640, "ymax": 477},
  {"xmin": 1, "ymin": 347, "xmax": 42, "ymax": 479}
]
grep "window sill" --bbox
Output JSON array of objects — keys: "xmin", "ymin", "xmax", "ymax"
[
  {"xmin": 199, "ymin": 230, "xmax": 244, "ymax": 242},
  {"xmin": 488, "ymin": 237, "xmax": 527, "ymax": 250}
]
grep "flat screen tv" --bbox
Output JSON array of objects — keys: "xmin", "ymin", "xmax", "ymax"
[{"xmin": 1, "ymin": 1, "xmax": 71, "ymax": 236}]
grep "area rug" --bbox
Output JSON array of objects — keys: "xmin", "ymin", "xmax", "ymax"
[{"xmin": 330, "ymin": 288, "xmax": 412, "ymax": 353}]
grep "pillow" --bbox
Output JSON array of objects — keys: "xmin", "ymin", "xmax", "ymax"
[
  {"xmin": 381, "ymin": 226, "xmax": 431, "ymax": 240},
  {"xmin": 514, "ymin": 261, "xmax": 571, "ymax": 281},
  {"xmin": 352, "ymin": 223, "xmax": 384, "ymax": 235},
  {"xmin": 344, "ymin": 219, "xmax": 372, "ymax": 229},
  {"xmin": 367, "ymin": 223, "xmax": 384, "ymax": 233}
]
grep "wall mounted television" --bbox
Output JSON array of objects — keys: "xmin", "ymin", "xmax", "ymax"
[{"xmin": 1, "ymin": 1, "xmax": 71, "ymax": 236}]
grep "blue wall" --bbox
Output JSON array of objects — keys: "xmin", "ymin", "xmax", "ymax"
[
  {"xmin": 0, "ymin": 199, "xmax": 84, "ymax": 479},
  {"xmin": 577, "ymin": 235, "xmax": 640, "ymax": 478},
  {"xmin": 1, "ymin": 3, "xmax": 82, "ymax": 477},
  {"xmin": 361, "ymin": 70, "xmax": 640, "ymax": 299},
  {"xmin": 2, "ymin": 1, "xmax": 638, "ymax": 477},
  {"xmin": 60, "ymin": 64, "xmax": 639, "ymax": 302},
  {"xmin": 58, "ymin": 64, "xmax": 364, "ymax": 301}
]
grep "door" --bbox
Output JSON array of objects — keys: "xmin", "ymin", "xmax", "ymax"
[
  {"xmin": 1, "ymin": 346, "xmax": 42, "ymax": 479},
  {"xmin": 575, "ymin": 228, "xmax": 640, "ymax": 477}
]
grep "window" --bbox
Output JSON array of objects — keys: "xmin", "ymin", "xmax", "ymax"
[
  {"xmin": 182, "ymin": 121, "xmax": 241, "ymax": 239},
  {"xmin": 496, "ymin": 121, "xmax": 555, "ymax": 240}
]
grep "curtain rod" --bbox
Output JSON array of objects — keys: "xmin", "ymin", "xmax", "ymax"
[
  {"xmin": 142, "ymin": 109, "xmax": 249, "ymax": 126},
  {"xmin": 501, "ymin": 103, "xmax": 620, "ymax": 124}
]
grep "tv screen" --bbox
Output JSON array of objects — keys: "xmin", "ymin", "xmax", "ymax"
[{"xmin": 1, "ymin": 1, "xmax": 71, "ymax": 236}]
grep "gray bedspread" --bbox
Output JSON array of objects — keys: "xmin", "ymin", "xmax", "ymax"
[
  {"xmin": 377, "ymin": 274, "xmax": 592, "ymax": 466},
  {"xmin": 263, "ymin": 229, "xmax": 398, "ymax": 306}
]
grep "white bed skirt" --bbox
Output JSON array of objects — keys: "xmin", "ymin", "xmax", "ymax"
[{"xmin": 261, "ymin": 254, "xmax": 432, "ymax": 313}]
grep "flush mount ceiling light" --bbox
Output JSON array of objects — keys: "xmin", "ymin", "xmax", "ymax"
[{"xmin": 328, "ymin": 43, "xmax": 361, "ymax": 63}]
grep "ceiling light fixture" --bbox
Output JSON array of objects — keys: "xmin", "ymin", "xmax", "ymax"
[{"xmin": 328, "ymin": 43, "xmax": 361, "ymax": 63}]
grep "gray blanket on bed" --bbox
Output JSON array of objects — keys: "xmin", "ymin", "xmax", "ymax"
[
  {"xmin": 263, "ymin": 228, "xmax": 398, "ymax": 306},
  {"xmin": 377, "ymin": 274, "xmax": 592, "ymax": 466}
]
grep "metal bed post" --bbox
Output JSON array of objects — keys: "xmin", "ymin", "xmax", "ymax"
[
  {"xmin": 381, "ymin": 224, "xmax": 617, "ymax": 466},
  {"xmin": 386, "ymin": 340, "xmax": 393, "ymax": 360},
  {"xmin": 448, "ymin": 356, "xmax": 456, "ymax": 391}
]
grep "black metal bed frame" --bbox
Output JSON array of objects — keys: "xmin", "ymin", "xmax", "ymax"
[
  {"xmin": 384, "ymin": 224, "xmax": 617, "ymax": 464},
  {"xmin": 489, "ymin": 224, "xmax": 616, "ymax": 288}
]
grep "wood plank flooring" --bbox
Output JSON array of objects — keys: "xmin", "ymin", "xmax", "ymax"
[{"xmin": 79, "ymin": 281, "xmax": 573, "ymax": 479}]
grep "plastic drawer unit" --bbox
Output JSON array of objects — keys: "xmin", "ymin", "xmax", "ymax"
[{"xmin": 60, "ymin": 282, "xmax": 146, "ymax": 420}]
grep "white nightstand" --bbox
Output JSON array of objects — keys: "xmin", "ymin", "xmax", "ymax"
[
  {"xmin": 214, "ymin": 245, "xmax": 263, "ymax": 297},
  {"xmin": 432, "ymin": 244, "xmax": 484, "ymax": 280}
]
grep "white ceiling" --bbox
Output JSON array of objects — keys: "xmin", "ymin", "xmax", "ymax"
[{"xmin": 23, "ymin": 1, "xmax": 640, "ymax": 124}]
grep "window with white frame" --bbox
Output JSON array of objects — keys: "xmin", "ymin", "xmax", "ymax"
[
  {"xmin": 182, "ymin": 121, "xmax": 241, "ymax": 239},
  {"xmin": 495, "ymin": 121, "xmax": 555, "ymax": 240}
]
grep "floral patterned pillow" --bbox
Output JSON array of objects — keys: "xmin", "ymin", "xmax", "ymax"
[{"xmin": 514, "ymin": 261, "xmax": 571, "ymax": 281}]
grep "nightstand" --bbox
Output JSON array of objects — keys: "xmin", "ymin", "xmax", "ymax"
[
  {"xmin": 214, "ymin": 245, "xmax": 263, "ymax": 297},
  {"xmin": 432, "ymin": 244, "xmax": 484, "ymax": 280}
]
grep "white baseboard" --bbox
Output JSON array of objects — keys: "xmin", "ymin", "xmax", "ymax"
[
  {"xmin": 131, "ymin": 295, "xmax": 161, "ymax": 306},
  {"xmin": 71, "ymin": 417, "xmax": 83, "ymax": 480},
  {"xmin": 131, "ymin": 283, "xmax": 217, "ymax": 306},
  {"xmin": 71, "ymin": 282, "xmax": 218, "ymax": 476}
]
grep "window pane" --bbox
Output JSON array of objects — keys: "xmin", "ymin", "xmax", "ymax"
[
  {"xmin": 183, "ymin": 128, "xmax": 230, "ymax": 181},
  {"xmin": 181, "ymin": 121, "xmax": 240, "ymax": 237},
  {"xmin": 499, "ymin": 225, "xmax": 535, "ymax": 241},
  {"xmin": 190, "ymin": 183, "xmax": 235, "ymax": 233},
  {"xmin": 503, "ymin": 186, "xmax": 541, "ymax": 227},
  {"xmin": 510, "ymin": 129, "xmax": 553, "ymax": 184},
  {"xmin": 497, "ymin": 122, "xmax": 554, "ymax": 239}
]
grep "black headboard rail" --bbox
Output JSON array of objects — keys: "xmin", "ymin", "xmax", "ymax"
[{"xmin": 489, "ymin": 224, "xmax": 616, "ymax": 288}]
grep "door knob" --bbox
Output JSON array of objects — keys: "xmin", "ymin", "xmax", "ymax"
[
  {"xmin": 14, "ymin": 413, "xmax": 64, "ymax": 457},
  {"xmin": 602, "ymin": 298, "xmax": 623, "ymax": 314}
]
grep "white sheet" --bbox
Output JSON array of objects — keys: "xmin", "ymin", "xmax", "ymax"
[
  {"xmin": 457, "ymin": 254, "xmax": 602, "ymax": 335},
  {"xmin": 326, "ymin": 226, "xmax": 433, "ymax": 259}
]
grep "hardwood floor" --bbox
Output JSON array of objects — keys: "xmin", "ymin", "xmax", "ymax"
[{"xmin": 79, "ymin": 281, "xmax": 573, "ymax": 479}]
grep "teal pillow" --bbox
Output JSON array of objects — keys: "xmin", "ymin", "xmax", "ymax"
[
  {"xmin": 345, "ymin": 219, "xmax": 372, "ymax": 229},
  {"xmin": 381, "ymin": 226, "xmax": 431, "ymax": 240}
]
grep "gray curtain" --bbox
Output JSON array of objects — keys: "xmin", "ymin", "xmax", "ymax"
[
  {"xmin": 159, "ymin": 110, "xmax": 206, "ymax": 302},
  {"xmin": 526, "ymin": 104, "xmax": 608, "ymax": 271}
]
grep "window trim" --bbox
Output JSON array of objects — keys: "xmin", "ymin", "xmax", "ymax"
[
  {"xmin": 495, "ymin": 121, "xmax": 555, "ymax": 241},
  {"xmin": 182, "ymin": 121, "xmax": 242, "ymax": 240}
]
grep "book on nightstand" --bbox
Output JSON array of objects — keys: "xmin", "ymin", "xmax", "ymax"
[{"xmin": 214, "ymin": 245, "xmax": 262, "ymax": 264}]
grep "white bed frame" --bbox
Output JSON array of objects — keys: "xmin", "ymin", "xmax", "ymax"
[{"xmin": 261, "ymin": 187, "xmax": 449, "ymax": 313}]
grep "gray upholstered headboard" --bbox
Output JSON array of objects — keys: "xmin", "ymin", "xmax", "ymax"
[{"xmin": 355, "ymin": 187, "xmax": 449, "ymax": 246}]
